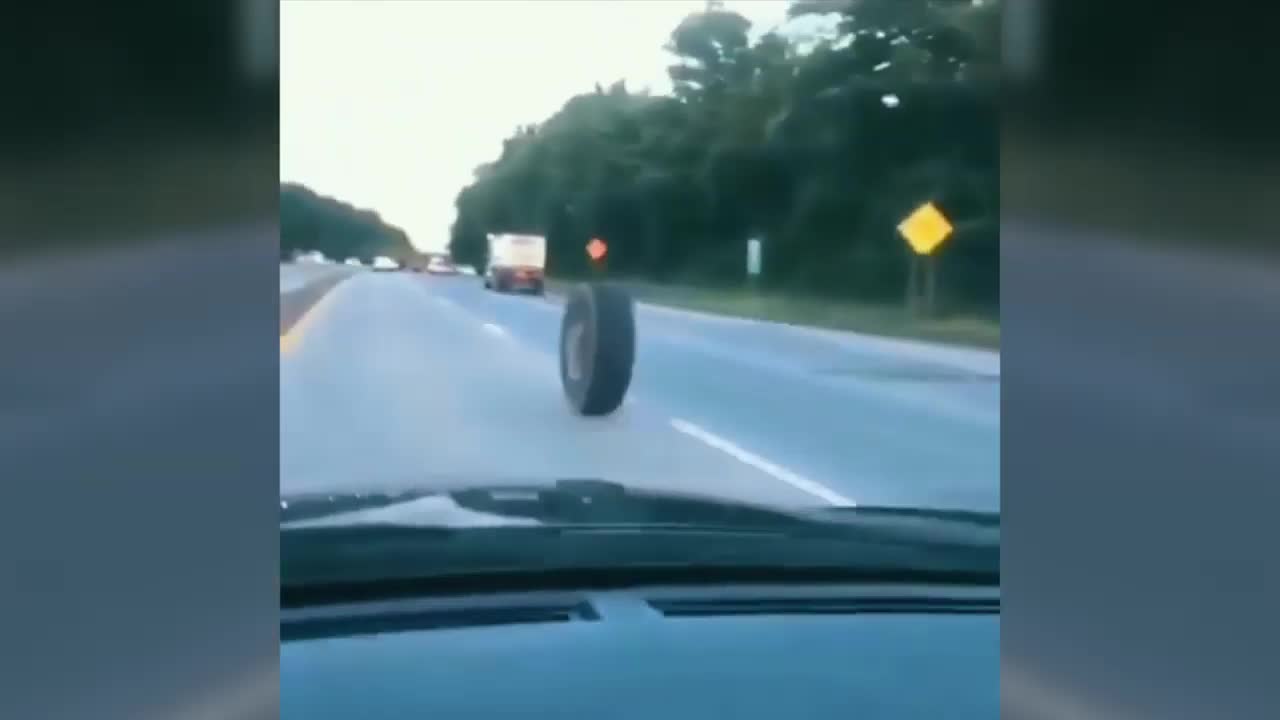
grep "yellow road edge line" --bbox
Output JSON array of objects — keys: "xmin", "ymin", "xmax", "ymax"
[{"xmin": 280, "ymin": 281, "xmax": 345, "ymax": 355}]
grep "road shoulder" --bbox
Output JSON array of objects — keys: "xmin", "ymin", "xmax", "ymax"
[
  {"xmin": 281, "ymin": 271, "xmax": 352, "ymax": 336},
  {"xmin": 545, "ymin": 279, "xmax": 999, "ymax": 375}
]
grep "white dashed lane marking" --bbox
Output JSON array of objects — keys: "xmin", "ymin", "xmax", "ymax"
[{"xmin": 669, "ymin": 418, "xmax": 855, "ymax": 506}]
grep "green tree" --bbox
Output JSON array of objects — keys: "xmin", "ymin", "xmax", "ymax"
[
  {"xmin": 450, "ymin": 0, "xmax": 998, "ymax": 310},
  {"xmin": 281, "ymin": 183, "xmax": 414, "ymax": 263}
]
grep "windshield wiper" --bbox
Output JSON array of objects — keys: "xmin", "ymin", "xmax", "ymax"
[
  {"xmin": 820, "ymin": 505, "xmax": 1000, "ymax": 527},
  {"xmin": 280, "ymin": 479, "xmax": 999, "ymax": 536}
]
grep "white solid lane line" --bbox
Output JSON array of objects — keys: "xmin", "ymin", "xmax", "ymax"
[
  {"xmin": 669, "ymin": 418, "xmax": 855, "ymax": 506},
  {"xmin": 482, "ymin": 322, "xmax": 508, "ymax": 337}
]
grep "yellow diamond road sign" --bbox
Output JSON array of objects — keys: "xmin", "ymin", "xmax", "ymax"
[{"xmin": 898, "ymin": 202, "xmax": 953, "ymax": 256}]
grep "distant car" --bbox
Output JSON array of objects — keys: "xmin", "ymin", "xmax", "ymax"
[
  {"xmin": 456, "ymin": 264, "xmax": 477, "ymax": 276},
  {"xmin": 372, "ymin": 256, "xmax": 400, "ymax": 272},
  {"xmin": 426, "ymin": 257, "xmax": 459, "ymax": 275},
  {"xmin": 344, "ymin": 257, "xmax": 363, "ymax": 267}
]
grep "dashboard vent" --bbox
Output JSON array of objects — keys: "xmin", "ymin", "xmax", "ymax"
[
  {"xmin": 647, "ymin": 595, "xmax": 998, "ymax": 618},
  {"xmin": 283, "ymin": 601, "xmax": 599, "ymax": 642}
]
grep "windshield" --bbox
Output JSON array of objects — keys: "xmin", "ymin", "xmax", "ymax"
[{"xmin": 279, "ymin": 1, "xmax": 999, "ymax": 585}]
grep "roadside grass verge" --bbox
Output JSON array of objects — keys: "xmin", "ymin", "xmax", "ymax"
[{"xmin": 548, "ymin": 278, "xmax": 999, "ymax": 350}]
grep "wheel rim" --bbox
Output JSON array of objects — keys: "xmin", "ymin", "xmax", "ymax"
[{"xmin": 564, "ymin": 322, "xmax": 585, "ymax": 381}]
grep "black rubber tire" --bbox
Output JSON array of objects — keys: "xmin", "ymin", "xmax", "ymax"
[{"xmin": 559, "ymin": 283, "xmax": 635, "ymax": 416}]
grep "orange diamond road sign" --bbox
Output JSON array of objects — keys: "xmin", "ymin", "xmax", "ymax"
[
  {"xmin": 586, "ymin": 237, "xmax": 607, "ymax": 261},
  {"xmin": 898, "ymin": 202, "xmax": 953, "ymax": 256}
]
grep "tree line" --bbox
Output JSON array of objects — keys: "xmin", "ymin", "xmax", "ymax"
[
  {"xmin": 280, "ymin": 182, "xmax": 414, "ymax": 262},
  {"xmin": 449, "ymin": 0, "xmax": 998, "ymax": 311}
]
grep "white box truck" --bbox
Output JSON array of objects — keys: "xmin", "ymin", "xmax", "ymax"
[{"xmin": 484, "ymin": 233, "xmax": 547, "ymax": 295}]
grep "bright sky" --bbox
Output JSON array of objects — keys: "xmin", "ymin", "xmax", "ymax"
[{"xmin": 280, "ymin": 0, "xmax": 793, "ymax": 252}]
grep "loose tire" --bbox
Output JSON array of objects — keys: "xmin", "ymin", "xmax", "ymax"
[{"xmin": 559, "ymin": 283, "xmax": 635, "ymax": 416}]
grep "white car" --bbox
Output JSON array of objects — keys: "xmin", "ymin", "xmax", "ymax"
[
  {"xmin": 426, "ymin": 257, "xmax": 459, "ymax": 275},
  {"xmin": 344, "ymin": 257, "xmax": 363, "ymax": 267},
  {"xmin": 372, "ymin": 256, "xmax": 399, "ymax": 272},
  {"xmin": 456, "ymin": 264, "xmax": 477, "ymax": 276}
]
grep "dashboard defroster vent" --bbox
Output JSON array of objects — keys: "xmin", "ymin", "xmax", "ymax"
[
  {"xmin": 648, "ymin": 595, "xmax": 998, "ymax": 618},
  {"xmin": 283, "ymin": 600, "xmax": 600, "ymax": 642}
]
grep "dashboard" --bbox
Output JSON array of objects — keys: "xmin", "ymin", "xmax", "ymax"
[{"xmin": 282, "ymin": 583, "xmax": 999, "ymax": 719}]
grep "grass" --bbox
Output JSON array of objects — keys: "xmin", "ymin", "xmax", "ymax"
[{"xmin": 549, "ymin": 279, "xmax": 999, "ymax": 350}]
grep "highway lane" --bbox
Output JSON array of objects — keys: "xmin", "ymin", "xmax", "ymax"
[
  {"xmin": 280, "ymin": 261, "xmax": 350, "ymax": 293},
  {"xmin": 280, "ymin": 270, "xmax": 999, "ymax": 511},
  {"xmin": 280, "ymin": 271, "xmax": 844, "ymax": 508}
]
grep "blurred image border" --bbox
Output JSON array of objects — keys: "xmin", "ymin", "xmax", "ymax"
[{"xmin": 1, "ymin": 2, "xmax": 281, "ymax": 720}]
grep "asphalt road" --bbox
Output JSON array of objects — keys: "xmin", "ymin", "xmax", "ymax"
[
  {"xmin": 279, "ymin": 268, "xmax": 1000, "ymax": 512},
  {"xmin": 280, "ymin": 261, "xmax": 346, "ymax": 293}
]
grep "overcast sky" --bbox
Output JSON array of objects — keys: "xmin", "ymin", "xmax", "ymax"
[{"xmin": 280, "ymin": 0, "xmax": 794, "ymax": 252}]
